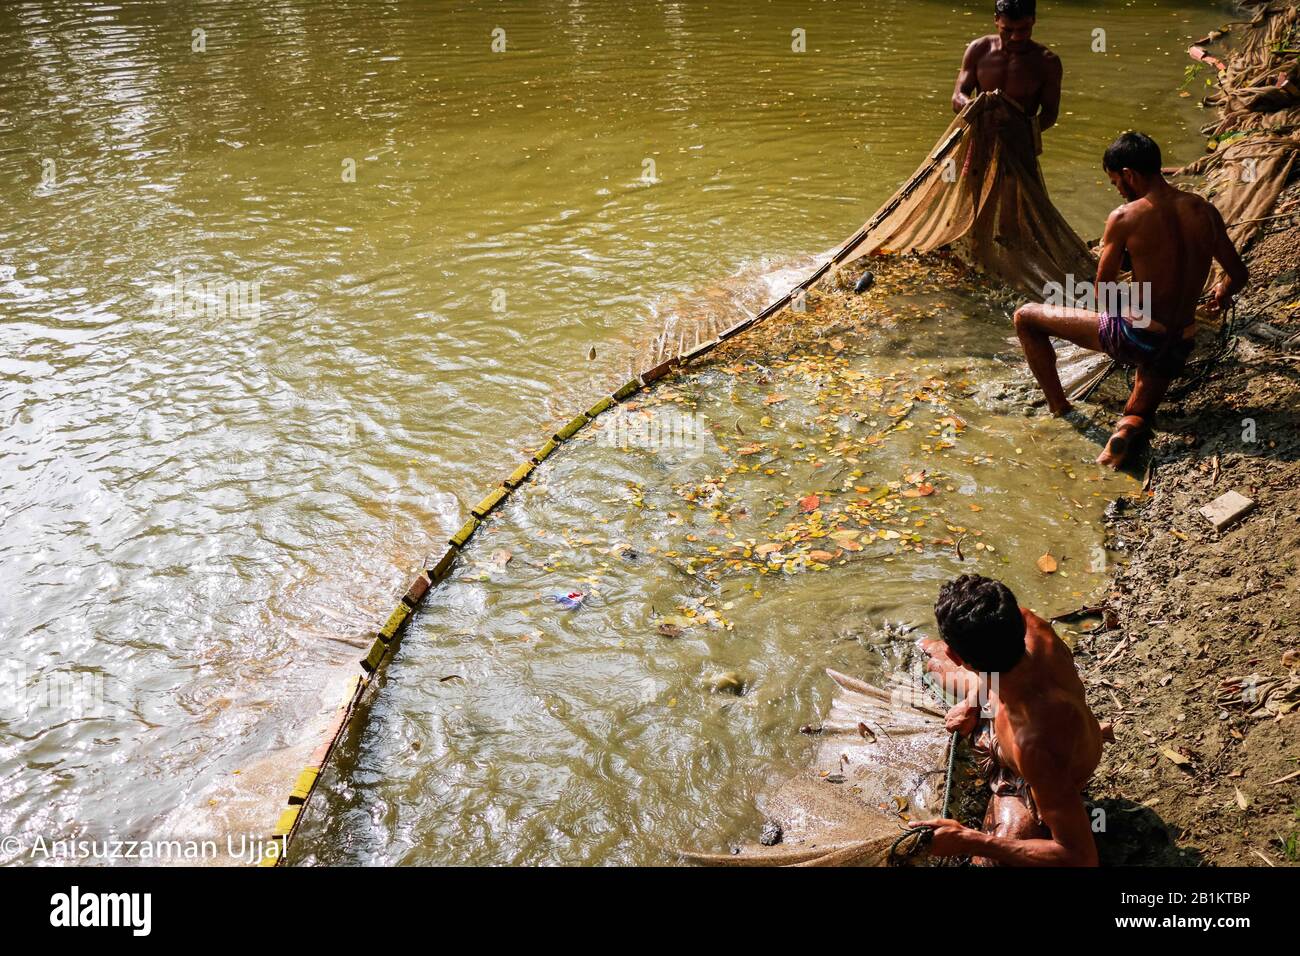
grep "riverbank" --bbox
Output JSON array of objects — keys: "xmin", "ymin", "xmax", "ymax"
[
  {"xmin": 1076, "ymin": 4, "xmax": 1300, "ymax": 867},
  {"xmin": 1080, "ymin": 186, "xmax": 1300, "ymax": 866}
]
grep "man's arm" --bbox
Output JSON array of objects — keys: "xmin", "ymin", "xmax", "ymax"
[
  {"xmin": 1095, "ymin": 208, "xmax": 1129, "ymax": 286},
  {"xmin": 974, "ymin": 776, "xmax": 1098, "ymax": 866},
  {"xmin": 945, "ymin": 686, "xmax": 983, "ymax": 736},
  {"xmin": 912, "ymin": 741, "xmax": 1100, "ymax": 866},
  {"xmin": 913, "ymin": 786, "xmax": 1098, "ymax": 866},
  {"xmin": 1038, "ymin": 52, "xmax": 1063, "ymax": 132},
  {"xmin": 1207, "ymin": 202, "xmax": 1250, "ymax": 312},
  {"xmin": 952, "ymin": 40, "xmax": 983, "ymax": 113}
]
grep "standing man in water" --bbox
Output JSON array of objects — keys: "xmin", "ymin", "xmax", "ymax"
[
  {"xmin": 1012, "ymin": 132, "xmax": 1249, "ymax": 467},
  {"xmin": 953, "ymin": 0, "xmax": 1062, "ymax": 147},
  {"xmin": 913, "ymin": 575, "xmax": 1110, "ymax": 866}
]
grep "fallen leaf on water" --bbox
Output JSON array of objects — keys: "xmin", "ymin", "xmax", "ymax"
[
  {"xmin": 799, "ymin": 494, "xmax": 820, "ymax": 513},
  {"xmin": 755, "ymin": 542, "xmax": 784, "ymax": 556},
  {"xmin": 809, "ymin": 550, "xmax": 837, "ymax": 562},
  {"xmin": 763, "ymin": 393, "xmax": 788, "ymax": 406},
  {"xmin": 902, "ymin": 483, "xmax": 935, "ymax": 498},
  {"xmin": 737, "ymin": 443, "xmax": 764, "ymax": 456},
  {"xmin": 1036, "ymin": 553, "xmax": 1059, "ymax": 574},
  {"xmin": 969, "ymin": 503, "xmax": 983, "ymax": 512},
  {"xmin": 657, "ymin": 622, "xmax": 685, "ymax": 639}
]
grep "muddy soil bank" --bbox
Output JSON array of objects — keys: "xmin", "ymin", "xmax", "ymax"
[{"xmin": 1074, "ymin": 181, "xmax": 1300, "ymax": 867}]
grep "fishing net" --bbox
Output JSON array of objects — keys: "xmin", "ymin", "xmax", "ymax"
[
  {"xmin": 682, "ymin": 671, "xmax": 951, "ymax": 867},
  {"xmin": 1182, "ymin": 2, "xmax": 1300, "ymax": 287},
  {"xmin": 833, "ymin": 92, "xmax": 1095, "ymax": 298},
  {"xmin": 650, "ymin": 91, "xmax": 1094, "ymax": 369},
  {"xmin": 670, "ymin": 96, "xmax": 1108, "ymax": 866},
  {"xmin": 286, "ymin": 89, "xmax": 1178, "ymax": 864}
]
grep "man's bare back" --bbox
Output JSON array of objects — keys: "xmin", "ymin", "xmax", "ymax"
[
  {"xmin": 953, "ymin": 3, "xmax": 1061, "ymax": 132},
  {"xmin": 986, "ymin": 610, "xmax": 1102, "ymax": 790},
  {"xmin": 1100, "ymin": 184, "xmax": 1234, "ymax": 336},
  {"xmin": 1014, "ymin": 131, "xmax": 1248, "ymax": 468}
]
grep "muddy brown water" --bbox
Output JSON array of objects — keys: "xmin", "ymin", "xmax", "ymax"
[
  {"xmin": 296, "ymin": 267, "xmax": 1138, "ymax": 865},
  {"xmin": 0, "ymin": 0, "xmax": 1225, "ymax": 863}
]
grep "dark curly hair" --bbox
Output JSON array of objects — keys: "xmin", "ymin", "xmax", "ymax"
[
  {"xmin": 934, "ymin": 574, "xmax": 1026, "ymax": 674},
  {"xmin": 1103, "ymin": 131, "xmax": 1163, "ymax": 177},
  {"xmin": 995, "ymin": 0, "xmax": 1036, "ymax": 19}
]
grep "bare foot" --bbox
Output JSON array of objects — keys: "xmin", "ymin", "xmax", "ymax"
[{"xmin": 1097, "ymin": 415, "xmax": 1145, "ymax": 469}]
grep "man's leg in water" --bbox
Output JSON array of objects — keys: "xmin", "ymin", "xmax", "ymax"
[
  {"xmin": 1012, "ymin": 304, "xmax": 1105, "ymax": 415},
  {"xmin": 1098, "ymin": 365, "xmax": 1173, "ymax": 468}
]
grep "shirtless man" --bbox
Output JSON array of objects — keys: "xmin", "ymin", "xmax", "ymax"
[
  {"xmin": 953, "ymin": 0, "xmax": 1062, "ymax": 140},
  {"xmin": 1013, "ymin": 131, "xmax": 1250, "ymax": 467},
  {"xmin": 912, "ymin": 574, "xmax": 1109, "ymax": 866}
]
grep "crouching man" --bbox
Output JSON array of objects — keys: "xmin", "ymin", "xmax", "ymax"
[
  {"xmin": 913, "ymin": 574, "xmax": 1112, "ymax": 866},
  {"xmin": 1012, "ymin": 131, "xmax": 1249, "ymax": 468}
]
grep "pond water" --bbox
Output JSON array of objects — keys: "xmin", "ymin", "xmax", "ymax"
[{"xmin": 0, "ymin": 0, "xmax": 1224, "ymax": 862}]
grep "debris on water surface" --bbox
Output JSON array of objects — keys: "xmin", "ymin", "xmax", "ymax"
[
  {"xmin": 854, "ymin": 270, "xmax": 875, "ymax": 293},
  {"xmin": 550, "ymin": 590, "xmax": 586, "ymax": 610},
  {"xmin": 759, "ymin": 820, "xmax": 783, "ymax": 846},
  {"xmin": 709, "ymin": 671, "xmax": 745, "ymax": 695}
]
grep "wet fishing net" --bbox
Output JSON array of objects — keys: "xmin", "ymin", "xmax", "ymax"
[
  {"xmin": 682, "ymin": 671, "xmax": 952, "ymax": 867},
  {"xmin": 280, "ymin": 95, "xmax": 1129, "ymax": 865},
  {"xmin": 833, "ymin": 92, "xmax": 1095, "ymax": 298},
  {"xmin": 1183, "ymin": 3, "xmax": 1300, "ymax": 277},
  {"xmin": 650, "ymin": 91, "xmax": 1095, "ymax": 366},
  {"xmin": 285, "ymin": 246, "xmax": 1128, "ymax": 866}
]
